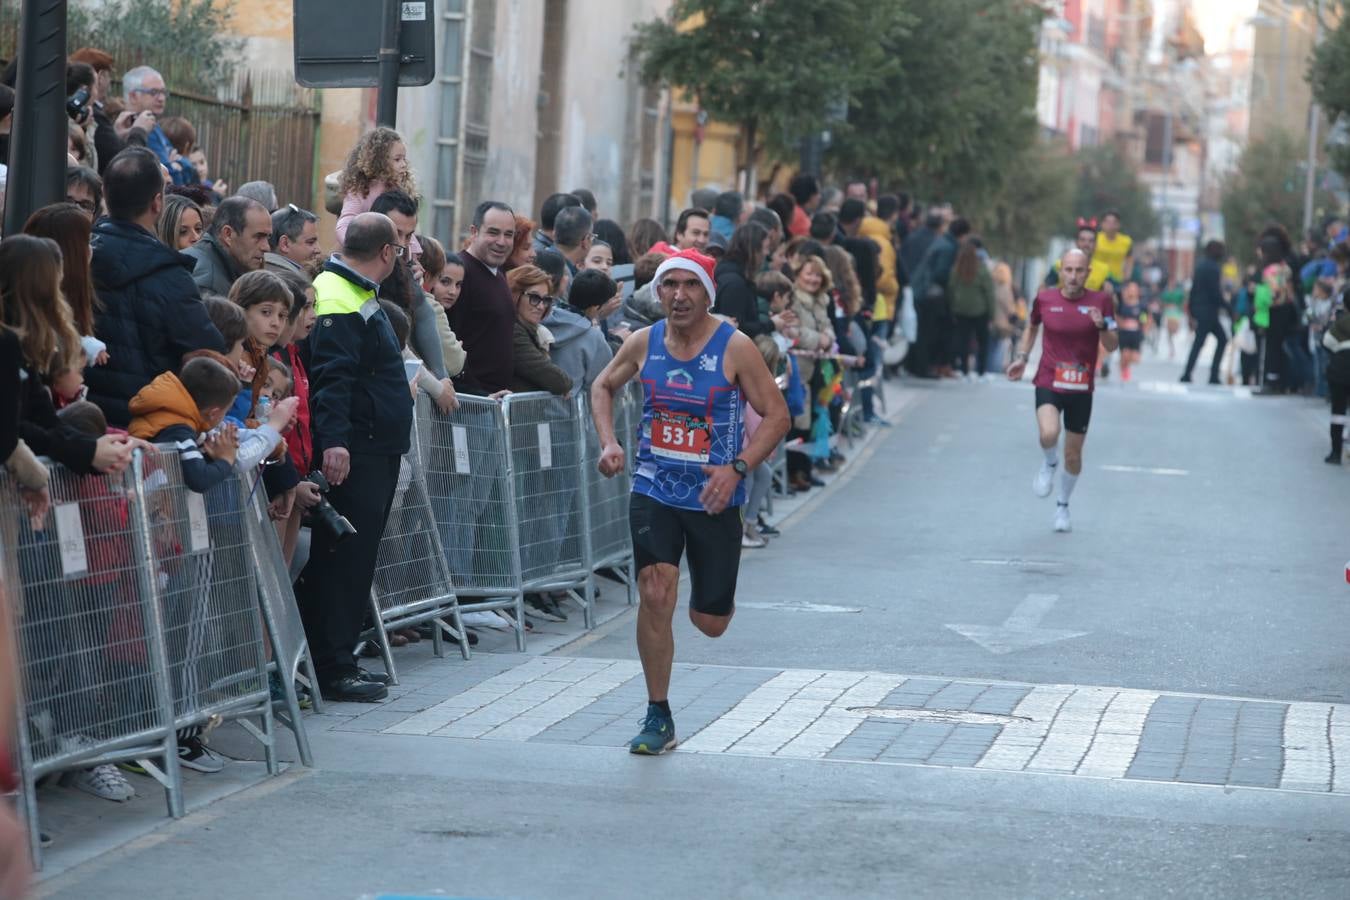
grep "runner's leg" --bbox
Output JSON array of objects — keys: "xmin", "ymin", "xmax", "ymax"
[
  {"xmin": 685, "ymin": 507, "xmax": 742, "ymax": 638},
  {"xmin": 635, "ymin": 564, "xmax": 680, "ymax": 701},
  {"xmin": 1036, "ymin": 403, "xmax": 1062, "ymax": 456}
]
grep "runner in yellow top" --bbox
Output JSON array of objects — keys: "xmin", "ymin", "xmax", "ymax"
[
  {"xmin": 1094, "ymin": 210, "xmax": 1133, "ymax": 284},
  {"xmin": 1047, "ymin": 220, "xmax": 1112, "ymax": 292}
]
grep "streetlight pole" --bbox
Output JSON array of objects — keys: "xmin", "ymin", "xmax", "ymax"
[{"xmin": 1302, "ymin": 0, "xmax": 1324, "ymax": 238}]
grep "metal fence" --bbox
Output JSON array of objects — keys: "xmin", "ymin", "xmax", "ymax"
[
  {"xmin": 365, "ymin": 414, "xmax": 469, "ymax": 684},
  {"xmin": 1, "ymin": 386, "xmax": 651, "ymax": 865},
  {"xmin": 503, "ymin": 393, "xmax": 594, "ymax": 627},
  {"xmin": 0, "ymin": 451, "xmax": 316, "ymax": 867}
]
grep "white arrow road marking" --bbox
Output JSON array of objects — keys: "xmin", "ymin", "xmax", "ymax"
[
  {"xmin": 1101, "ymin": 464, "xmax": 1189, "ymax": 476},
  {"xmin": 946, "ymin": 593, "xmax": 1088, "ymax": 655},
  {"xmin": 737, "ymin": 601, "xmax": 863, "ymax": 613}
]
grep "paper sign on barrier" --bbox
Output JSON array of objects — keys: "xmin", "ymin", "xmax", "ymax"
[
  {"xmin": 537, "ymin": 424, "xmax": 552, "ymax": 469},
  {"xmin": 54, "ymin": 502, "xmax": 90, "ymax": 578},
  {"xmin": 186, "ymin": 492, "xmax": 211, "ymax": 553},
  {"xmin": 452, "ymin": 425, "xmax": 470, "ymax": 474}
]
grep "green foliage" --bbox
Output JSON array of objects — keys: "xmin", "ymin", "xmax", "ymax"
[
  {"xmin": 827, "ymin": 0, "xmax": 1045, "ymax": 209},
  {"xmin": 1072, "ymin": 144, "xmax": 1160, "ymax": 241},
  {"xmin": 66, "ymin": 0, "xmax": 242, "ymax": 96},
  {"xmin": 1220, "ymin": 130, "xmax": 1339, "ymax": 263},
  {"xmin": 1308, "ymin": 6, "xmax": 1350, "ymax": 180},
  {"xmin": 631, "ymin": 0, "xmax": 911, "ymax": 171},
  {"xmin": 979, "ymin": 140, "xmax": 1076, "ymax": 259}
]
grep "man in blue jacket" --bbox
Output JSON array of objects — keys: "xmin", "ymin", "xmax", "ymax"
[
  {"xmin": 294, "ymin": 212, "xmax": 411, "ymax": 703},
  {"xmin": 88, "ymin": 147, "xmax": 224, "ymax": 426}
]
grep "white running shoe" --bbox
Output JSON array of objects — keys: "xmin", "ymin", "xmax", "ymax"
[
  {"xmin": 66, "ymin": 764, "xmax": 135, "ymax": 802},
  {"xmin": 741, "ymin": 530, "xmax": 767, "ymax": 549},
  {"xmin": 1033, "ymin": 462, "xmax": 1056, "ymax": 498},
  {"xmin": 1053, "ymin": 503, "xmax": 1072, "ymax": 533}
]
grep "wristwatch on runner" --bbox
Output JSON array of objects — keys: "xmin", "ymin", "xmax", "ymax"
[{"xmin": 731, "ymin": 458, "xmax": 749, "ymax": 478}]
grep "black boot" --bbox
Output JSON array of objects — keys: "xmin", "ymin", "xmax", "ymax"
[{"xmin": 1327, "ymin": 424, "xmax": 1344, "ymax": 464}]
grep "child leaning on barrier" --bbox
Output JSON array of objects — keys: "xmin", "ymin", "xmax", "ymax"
[
  {"xmin": 381, "ymin": 298, "xmax": 459, "ymax": 413},
  {"xmin": 126, "ymin": 357, "xmax": 241, "ymax": 493}
]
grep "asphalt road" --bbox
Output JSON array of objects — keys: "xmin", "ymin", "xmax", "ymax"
[
  {"xmin": 571, "ymin": 356, "xmax": 1350, "ymax": 703},
  {"xmin": 36, "ymin": 349, "xmax": 1350, "ymax": 900}
]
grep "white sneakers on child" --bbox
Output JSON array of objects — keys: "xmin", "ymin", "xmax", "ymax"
[
  {"xmin": 1053, "ymin": 503, "xmax": 1072, "ymax": 533},
  {"xmin": 65, "ymin": 764, "xmax": 135, "ymax": 802}
]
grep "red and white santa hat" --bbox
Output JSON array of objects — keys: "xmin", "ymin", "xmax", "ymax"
[{"xmin": 652, "ymin": 247, "xmax": 717, "ymax": 303}]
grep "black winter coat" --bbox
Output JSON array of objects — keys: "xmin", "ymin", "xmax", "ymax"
[
  {"xmin": 87, "ymin": 218, "xmax": 224, "ymax": 427},
  {"xmin": 713, "ymin": 259, "xmax": 774, "ymax": 338}
]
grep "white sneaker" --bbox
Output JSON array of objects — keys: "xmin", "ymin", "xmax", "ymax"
[
  {"xmin": 1033, "ymin": 462, "xmax": 1057, "ymax": 498},
  {"xmin": 1053, "ymin": 504, "xmax": 1072, "ymax": 533},
  {"xmin": 66, "ymin": 764, "xmax": 135, "ymax": 802},
  {"xmin": 741, "ymin": 530, "xmax": 767, "ymax": 549}
]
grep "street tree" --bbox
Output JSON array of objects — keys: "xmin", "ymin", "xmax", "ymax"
[
  {"xmin": 980, "ymin": 140, "xmax": 1076, "ymax": 260},
  {"xmin": 1072, "ymin": 144, "xmax": 1159, "ymax": 241},
  {"xmin": 631, "ymin": 0, "xmax": 908, "ymax": 193},
  {"xmin": 1308, "ymin": 4, "xmax": 1350, "ymax": 181},
  {"xmin": 1220, "ymin": 130, "xmax": 1339, "ymax": 263},
  {"xmin": 63, "ymin": 0, "xmax": 242, "ymax": 95},
  {"xmin": 825, "ymin": 0, "xmax": 1044, "ymax": 210}
]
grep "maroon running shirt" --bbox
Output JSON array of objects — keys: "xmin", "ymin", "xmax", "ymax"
[{"xmin": 1030, "ymin": 287, "xmax": 1116, "ymax": 394}]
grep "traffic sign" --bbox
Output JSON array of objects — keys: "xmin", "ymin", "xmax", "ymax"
[{"xmin": 293, "ymin": 0, "xmax": 436, "ymax": 89}]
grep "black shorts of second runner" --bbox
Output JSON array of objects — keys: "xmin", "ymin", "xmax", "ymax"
[
  {"xmin": 1118, "ymin": 331, "xmax": 1143, "ymax": 352},
  {"xmin": 1035, "ymin": 386, "xmax": 1093, "ymax": 435},
  {"xmin": 630, "ymin": 493, "xmax": 743, "ymax": 617}
]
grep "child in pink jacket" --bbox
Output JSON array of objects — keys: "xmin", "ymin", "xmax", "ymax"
[{"xmin": 335, "ymin": 126, "xmax": 421, "ymax": 257}]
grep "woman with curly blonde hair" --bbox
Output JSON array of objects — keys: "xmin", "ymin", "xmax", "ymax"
[{"xmin": 335, "ymin": 126, "xmax": 419, "ymax": 249}]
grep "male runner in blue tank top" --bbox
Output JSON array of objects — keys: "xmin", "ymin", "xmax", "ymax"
[{"xmin": 592, "ymin": 247, "xmax": 790, "ymax": 754}]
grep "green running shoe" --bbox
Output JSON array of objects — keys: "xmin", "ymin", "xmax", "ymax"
[{"xmin": 629, "ymin": 703, "xmax": 677, "ymax": 755}]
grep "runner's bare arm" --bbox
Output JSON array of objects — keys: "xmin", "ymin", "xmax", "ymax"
[
  {"xmin": 592, "ymin": 327, "xmax": 649, "ymax": 459},
  {"xmin": 727, "ymin": 331, "xmax": 790, "ymax": 469},
  {"xmin": 1088, "ymin": 304, "xmax": 1120, "ymax": 352},
  {"xmin": 1007, "ymin": 322, "xmax": 1040, "ymax": 380}
]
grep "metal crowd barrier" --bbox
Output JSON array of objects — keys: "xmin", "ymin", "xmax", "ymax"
[
  {"xmin": 394, "ymin": 386, "xmax": 647, "ymax": 653},
  {"xmin": 364, "ymin": 409, "xmax": 469, "ymax": 684},
  {"xmin": 420, "ymin": 394, "xmax": 528, "ymax": 650},
  {"xmin": 0, "ymin": 450, "xmax": 316, "ymax": 867},
  {"xmin": 503, "ymin": 393, "xmax": 594, "ymax": 627}
]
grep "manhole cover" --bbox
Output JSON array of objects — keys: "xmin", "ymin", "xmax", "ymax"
[{"xmin": 847, "ymin": 707, "xmax": 1029, "ymax": 726}]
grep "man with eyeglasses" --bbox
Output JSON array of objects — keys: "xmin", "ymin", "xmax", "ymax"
[
  {"xmin": 591, "ymin": 247, "xmax": 790, "ymax": 755},
  {"xmin": 449, "ymin": 201, "xmax": 519, "ymax": 395},
  {"xmin": 122, "ymin": 65, "xmax": 192, "ymax": 186},
  {"xmin": 296, "ymin": 212, "xmax": 412, "ymax": 703},
  {"xmin": 66, "ymin": 165, "xmax": 104, "ymax": 220}
]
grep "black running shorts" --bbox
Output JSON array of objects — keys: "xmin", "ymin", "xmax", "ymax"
[
  {"xmin": 629, "ymin": 493, "xmax": 743, "ymax": 617},
  {"xmin": 1035, "ymin": 387, "xmax": 1093, "ymax": 435}
]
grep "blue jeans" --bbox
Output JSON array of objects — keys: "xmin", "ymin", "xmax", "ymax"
[{"xmin": 860, "ymin": 319, "xmax": 889, "ymax": 420}]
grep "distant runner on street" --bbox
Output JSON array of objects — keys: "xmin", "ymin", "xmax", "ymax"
[
  {"xmin": 1007, "ymin": 248, "xmax": 1118, "ymax": 533},
  {"xmin": 591, "ymin": 248, "xmax": 790, "ymax": 755}
]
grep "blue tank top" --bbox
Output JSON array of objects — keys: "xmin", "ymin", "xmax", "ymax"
[{"xmin": 633, "ymin": 319, "xmax": 746, "ymax": 511}]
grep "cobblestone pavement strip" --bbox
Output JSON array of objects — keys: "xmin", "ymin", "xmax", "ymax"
[{"xmin": 367, "ymin": 654, "xmax": 1350, "ymax": 795}]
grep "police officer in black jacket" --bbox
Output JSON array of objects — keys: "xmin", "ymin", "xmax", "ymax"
[{"xmin": 294, "ymin": 212, "xmax": 412, "ymax": 702}]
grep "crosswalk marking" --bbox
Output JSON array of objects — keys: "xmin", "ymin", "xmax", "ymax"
[{"xmin": 377, "ymin": 659, "xmax": 1349, "ymax": 795}]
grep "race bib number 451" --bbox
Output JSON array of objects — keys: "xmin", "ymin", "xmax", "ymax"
[
  {"xmin": 1053, "ymin": 362, "xmax": 1090, "ymax": 392},
  {"xmin": 651, "ymin": 407, "xmax": 711, "ymax": 462}
]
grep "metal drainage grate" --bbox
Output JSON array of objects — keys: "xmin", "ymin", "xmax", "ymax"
[{"xmin": 846, "ymin": 707, "xmax": 1030, "ymax": 727}]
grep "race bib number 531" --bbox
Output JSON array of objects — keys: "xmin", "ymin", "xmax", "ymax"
[{"xmin": 651, "ymin": 407, "xmax": 711, "ymax": 462}]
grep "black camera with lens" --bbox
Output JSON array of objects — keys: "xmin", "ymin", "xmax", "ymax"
[
  {"xmin": 305, "ymin": 471, "xmax": 357, "ymax": 542},
  {"xmin": 66, "ymin": 86, "xmax": 91, "ymax": 123}
]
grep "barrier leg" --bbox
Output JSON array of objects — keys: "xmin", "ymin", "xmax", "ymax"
[
  {"xmin": 299, "ymin": 651, "xmax": 325, "ymax": 714},
  {"xmin": 364, "ymin": 591, "xmax": 399, "ymax": 685},
  {"xmin": 128, "ymin": 454, "xmax": 185, "ymax": 820}
]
